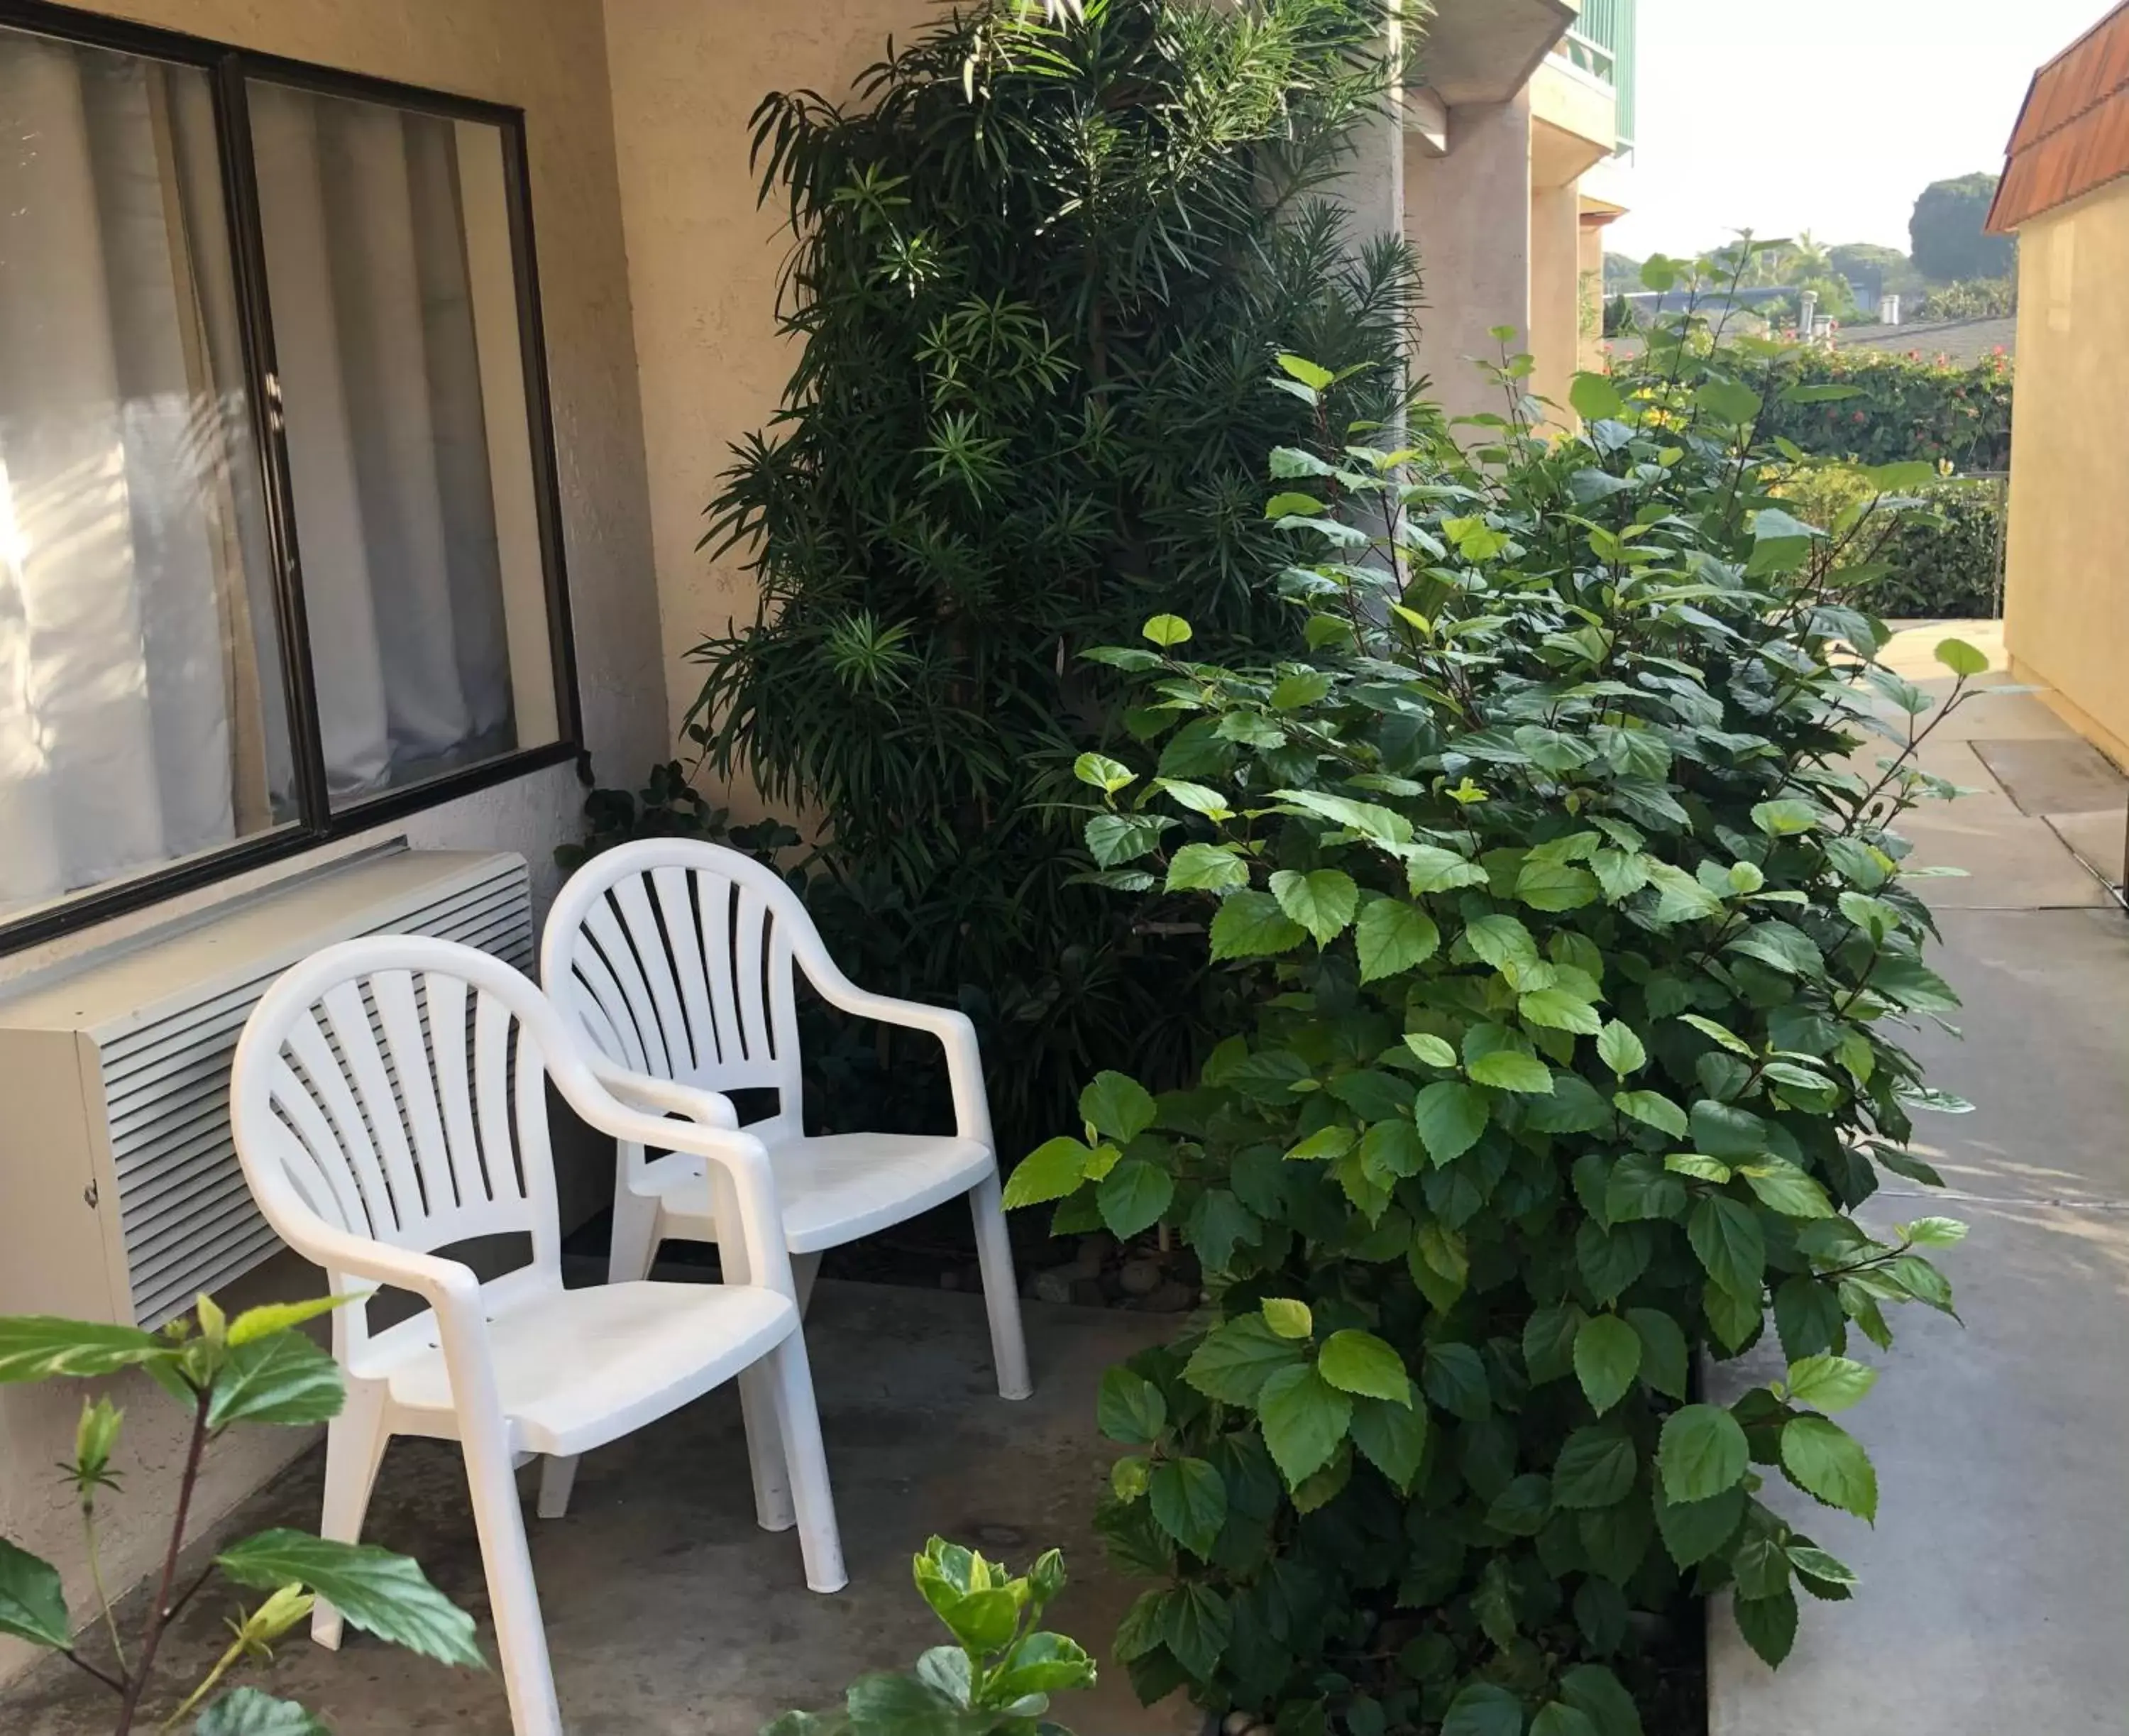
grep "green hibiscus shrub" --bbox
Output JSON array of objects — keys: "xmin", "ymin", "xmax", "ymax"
[
  {"xmin": 0, "ymin": 1297, "xmax": 480, "ymax": 1734},
  {"xmin": 764, "ymin": 1537, "xmax": 1095, "ymax": 1736},
  {"xmin": 1007, "ymin": 290, "xmax": 1984, "ymax": 1732}
]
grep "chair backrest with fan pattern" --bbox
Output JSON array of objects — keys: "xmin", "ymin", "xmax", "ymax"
[
  {"xmin": 541, "ymin": 841, "xmax": 810, "ymax": 1135},
  {"xmin": 231, "ymin": 936, "xmax": 563, "ymax": 1366}
]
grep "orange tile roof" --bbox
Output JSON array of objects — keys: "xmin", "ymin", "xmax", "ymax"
[{"xmin": 1990, "ymin": 2, "xmax": 2129, "ymax": 231}]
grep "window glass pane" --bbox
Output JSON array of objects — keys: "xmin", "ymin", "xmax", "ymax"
[
  {"xmin": 247, "ymin": 81, "xmax": 560, "ymax": 811},
  {"xmin": 0, "ymin": 30, "xmax": 295, "ymax": 921}
]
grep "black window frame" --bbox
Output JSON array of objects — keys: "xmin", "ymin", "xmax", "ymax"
[{"xmin": 0, "ymin": 0, "xmax": 584, "ymax": 955}]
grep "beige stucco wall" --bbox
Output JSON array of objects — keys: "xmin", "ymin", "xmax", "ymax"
[
  {"xmin": 2003, "ymin": 184, "xmax": 2129, "ymax": 769},
  {"xmin": 602, "ymin": 0, "xmax": 928, "ymax": 805},
  {"xmin": 0, "ymin": 0, "xmax": 664, "ymax": 1686},
  {"xmin": 1405, "ymin": 92, "xmax": 1534, "ymax": 423}
]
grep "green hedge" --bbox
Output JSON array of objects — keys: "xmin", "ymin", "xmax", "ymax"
[
  {"xmin": 1770, "ymin": 467, "xmax": 2003, "ymax": 620},
  {"xmin": 1871, "ymin": 484, "xmax": 2004, "ymax": 617},
  {"xmin": 1756, "ymin": 348, "xmax": 2011, "ymax": 472}
]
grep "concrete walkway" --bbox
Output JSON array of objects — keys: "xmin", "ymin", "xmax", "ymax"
[
  {"xmin": 7, "ymin": 1282, "xmax": 1200, "ymax": 1736},
  {"xmin": 1712, "ymin": 625, "xmax": 2129, "ymax": 1734}
]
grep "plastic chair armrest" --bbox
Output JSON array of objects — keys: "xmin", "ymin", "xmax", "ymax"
[
  {"xmin": 587, "ymin": 1056, "xmax": 742, "ymax": 1131},
  {"xmin": 792, "ymin": 964, "xmax": 993, "ymax": 1148}
]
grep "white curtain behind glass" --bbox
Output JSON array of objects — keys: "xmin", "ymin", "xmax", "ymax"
[
  {"xmin": 0, "ymin": 38, "xmax": 289, "ymax": 916},
  {"xmin": 248, "ymin": 84, "xmax": 516, "ymax": 805}
]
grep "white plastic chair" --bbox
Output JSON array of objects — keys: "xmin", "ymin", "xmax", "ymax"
[
  {"xmin": 229, "ymin": 935, "xmax": 845, "ymax": 1736},
  {"xmin": 540, "ymin": 840, "xmax": 1031, "ymax": 1409}
]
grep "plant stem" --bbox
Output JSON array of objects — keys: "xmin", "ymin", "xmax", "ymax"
[
  {"xmin": 59, "ymin": 1649, "xmax": 126, "ymax": 1697},
  {"xmin": 157, "ymin": 1633, "xmax": 246, "ymax": 1732},
  {"xmin": 82, "ymin": 1500, "xmax": 130, "ymax": 1676},
  {"xmin": 114, "ymin": 1388, "xmax": 212, "ymax": 1735}
]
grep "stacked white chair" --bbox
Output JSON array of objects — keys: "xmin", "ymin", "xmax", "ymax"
[
  {"xmin": 230, "ymin": 935, "xmax": 844, "ymax": 1736},
  {"xmin": 538, "ymin": 840, "xmax": 1031, "ymax": 1414}
]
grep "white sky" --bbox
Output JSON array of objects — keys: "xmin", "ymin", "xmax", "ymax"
[{"xmin": 1604, "ymin": 0, "xmax": 2111, "ymax": 260}]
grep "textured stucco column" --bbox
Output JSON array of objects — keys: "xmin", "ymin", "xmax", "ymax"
[
  {"xmin": 1529, "ymin": 177, "xmax": 1582, "ymax": 427},
  {"xmin": 1404, "ymin": 90, "xmax": 1534, "ymax": 423},
  {"xmin": 1329, "ymin": 0, "xmax": 1407, "ymax": 264}
]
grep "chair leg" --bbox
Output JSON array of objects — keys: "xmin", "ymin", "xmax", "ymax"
[
  {"xmin": 764, "ymin": 1330, "xmax": 847, "ymax": 1593},
  {"xmin": 608, "ymin": 1159, "xmax": 660, "ymax": 1283},
  {"xmin": 312, "ymin": 1388, "xmax": 390, "ymax": 1649},
  {"xmin": 737, "ymin": 1361, "xmax": 795, "ymax": 1533},
  {"xmin": 536, "ymin": 1454, "xmax": 580, "ymax": 1520},
  {"xmin": 793, "ymin": 1249, "xmax": 822, "ymax": 1317},
  {"xmin": 970, "ymin": 1171, "xmax": 1033, "ymax": 1400},
  {"xmin": 461, "ymin": 1429, "xmax": 563, "ymax": 1736}
]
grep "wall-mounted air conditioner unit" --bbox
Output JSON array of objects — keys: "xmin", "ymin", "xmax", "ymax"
[{"xmin": 0, "ymin": 847, "xmax": 532, "ymax": 1327}]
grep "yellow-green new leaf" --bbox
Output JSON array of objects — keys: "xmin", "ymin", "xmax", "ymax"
[
  {"xmin": 1002, "ymin": 1137, "xmax": 1096, "ymax": 1208},
  {"xmin": 1784, "ymin": 1354, "xmax": 1878, "ymax": 1414},
  {"xmin": 1262, "ymin": 1297, "xmax": 1314, "ymax": 1340},
  {"xmin": 1316, "ymin": 1330, "xmax": 1410, "ymax": 1405},
  {"xmin": 1595, "ymin": 1020, "xmax": 1647, "ymax": 1077},
  {"xmin": 1166, "ymin": 842, "xmax": 1250, "ymax": 894}
]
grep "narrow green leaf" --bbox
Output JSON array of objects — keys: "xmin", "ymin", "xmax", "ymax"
[
  {"xmin": 224, "ymin": 1295, "xmax": 358, "ymax": 1348},
  {"xmin": 0, "ymin": 1317, "xmax": 170, "ymax": 1383}
]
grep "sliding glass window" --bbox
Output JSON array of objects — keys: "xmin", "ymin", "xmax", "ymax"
[{"xmin": 0, "ymin": 6, "xmax": 573, "ymax": 947}]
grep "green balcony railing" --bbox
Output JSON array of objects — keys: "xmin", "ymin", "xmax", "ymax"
[{"xmin": 1559, "ymin": 0, "xmax": 1638, "ymax": 154}]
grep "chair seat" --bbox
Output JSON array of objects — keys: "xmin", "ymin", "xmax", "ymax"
[
  {"xmin": 643, "ymin": 1132, "xmax": 994, "ymax": 1254},
  {"xmin": 373, "ymin": 1281, "xmax": 797, "ymax": 1458}
]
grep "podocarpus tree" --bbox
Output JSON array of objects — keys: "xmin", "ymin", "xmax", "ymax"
[
  {"xmin": 1010, "ymin": 256, "xmax": 1980, "ymax": 1732},
  {"xmin": 685, "ymin": 0, "xmax": 1417, "ymax": 1149}
]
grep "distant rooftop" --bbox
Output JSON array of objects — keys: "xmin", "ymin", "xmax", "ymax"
[
  {"xmin": 1836, "ymin": 314, "xmax": 2018, "ymax": 366},
  {"xmin": 1988, "ymin": 1, "xmax": 2129, "ymax": 231}
]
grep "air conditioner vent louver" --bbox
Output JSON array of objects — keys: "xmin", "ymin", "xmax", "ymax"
[{"xmin": 0, "ymin": 848, "xmax": 532, "ymax": 1327}]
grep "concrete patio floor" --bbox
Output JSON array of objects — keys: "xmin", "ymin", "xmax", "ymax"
[
  {"xmin": 7, "ymin": 1282, "xmax": 1202, "ymax": 1736},
  {"xmin": 1712, "ymin": 625, "xmax": 2129, "ymax": 1734}
]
